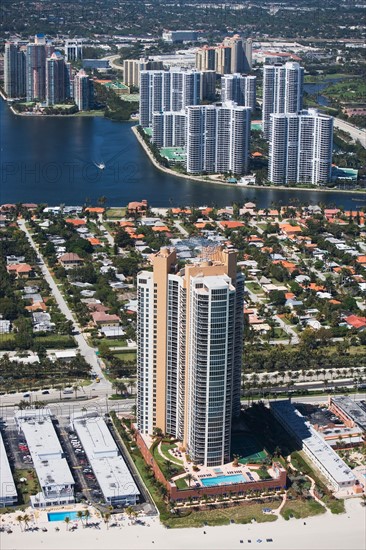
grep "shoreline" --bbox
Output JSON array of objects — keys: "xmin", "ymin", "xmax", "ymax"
[
  {"xmin": 132, "ymin": 126, "xmax": 366, "ymax": 195},
  {"xmin": 1, "ymin": 498, "xmax": 365, "ymax": 550},
  {"xmin": 2, "ymin": 98, "xmax": 133, "ymax": 121}
]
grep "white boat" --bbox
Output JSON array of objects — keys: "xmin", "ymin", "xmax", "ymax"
[{"xmin": 94, "ymin": 162, "xmax": 105, "ymax": 170}]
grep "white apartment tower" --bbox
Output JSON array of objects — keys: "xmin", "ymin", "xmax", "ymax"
[
  {"xmin": 221, "ymin": 74, "xmax": 256, "ymax": 111},
  {"xmin": 74, "ymin": 69, "xmax": 93, "ymax": 111},
  {"xmin": 139, "ymin": 70, "xmax": 172, "ymax": 128},
  {"xmin": 262, "ymin": 62, "xmax": 304, "ymax": 139},
  {"xmin": 186, "ymin": 102, "xmax": 251, "ymax": 175},
  {"xmin": 139, "ymin": 69, "xmax": 201, "ymax": 128},
  {"xmin": 152, "ymin": 111, "xmax": 187, "ymax": 148},
  {"xmin": 268, "ymin": 109, "xmax": 333, "ymax": 185},
  {"xmin": 137, "ymin": 247, "xmax": 244, "ymax": 466}
]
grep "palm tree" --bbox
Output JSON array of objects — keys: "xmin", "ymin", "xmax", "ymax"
[
  {"xmin": 73, "ymin": 384, "xmax": 81, "ymax": 399},
  {"xmin": 64, "ymin": 516, "xmax": 70, "ymax": 531},
  {"xmin": 83, "ymin": 510, "xmax": 90, "ymax": 526},
  {"xmin": 104, "ymin": 512, "xmax": 111, "ymax": 529},
  {"xmin": 77, "ymin": 510, "xmax": 84, "ymax": 526},
  {"xmin": 186, "ymin": 473, "xmax": 193, "ymax": 487},
  {"xmin": 22, "ymin": 514, "xmax": 30, "ymax": 529},
  {"xmin": 16, "ymin": 515, "xmax": 23, "ymax": 532}
]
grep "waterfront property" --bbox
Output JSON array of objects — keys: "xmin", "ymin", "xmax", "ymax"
[
  {"xmin": 15, "ymin": 409, "xmax": 75, "ymax": 508},
  {"xmin": 270, "ymin": 400, "xmax": 357, "ymax": 492},
  {"xmin": 0, "ymin": 432, "xmax": 17, "ymax": 507},
  {"xmin": 70, "ymin": 413, "xmax": 140, "ymax": 506},
  {"xmin": 137, "ymin": 247, "xmax": 244, "ymax": 467},
  {"xmin": 135, "ymin": 430, "xmax": 287, "ymax": 502}
]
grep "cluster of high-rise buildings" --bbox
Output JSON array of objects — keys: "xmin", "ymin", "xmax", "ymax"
[
  {"xmin": 196, "ymin": 35, "xmax": 252, "ymax": 74},
  {"xmin": 263, "ymin": 62, "xmax": 333, "ymax": 186},
  {"xmin": 4, "ymin": 35, "xmax": 94, "ymax": 110},
  {"xmin": 138, "ymin": 37, "xmax": 333, "ymax": 184},
  {"xmin": 139, "ymin": 68, "xmax": 254, "ymax": 175},
  {"xmin": 137, "ymin": 247, "xmax": 244, "ymax": 467}
]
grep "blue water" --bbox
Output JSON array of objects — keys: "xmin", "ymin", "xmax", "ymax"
[
  {"xmin": 201, "ymin": 473, "xmax": 246, "ymax": 487},
  {"xmin": 0, "ymin": 99, "xmax": 363, "ymax": 208},
  {"xmin": 47, "ymin": 511, "xmax": 79, "ymax": 522}
]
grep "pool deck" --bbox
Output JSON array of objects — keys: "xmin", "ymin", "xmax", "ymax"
[{"xmin": 169, "ymin": 445, "xmax": 271, "ymax": 488}]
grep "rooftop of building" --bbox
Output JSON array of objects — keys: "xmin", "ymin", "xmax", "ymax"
[
  {"xmin": 15, "ymin": 409, "xmax": 75, "ymax": 488},
  {"xmin": 71, "ymin": 414, "xmax": 140, "ymax": 499},
  {"xmin": 330, "ymin": 396, "xmax": 366, "ymax": 431},
  {"xmin": 271, "ymin": 401, "xmax": 356, "ymax": 486},
  {"xmin": 0, "ymin": 432, "xmax": 17, "ymax": 501}
]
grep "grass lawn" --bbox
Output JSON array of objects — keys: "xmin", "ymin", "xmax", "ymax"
[
  {"xmin": 113, "ymin": 351, "xmax": 136, "ymax": 361},
  {"xmin": 281, "ymin": 498, "xmax": 325, "ymax": 520},
  {"xmin": 165, "ymin": 500, "xmax": 279, "ymax": 528},
  {"xmin": 160, "ymin": 442, "xmax": 183, "ymax": 465},
  {"xmin": 96, "ymin": 338, "xmax": 128, "ymax": 347},
  {"xmin": 245, "ymin": 282, "xmax": 263, "ymax": 294},
  {"xmin": 174, "ymin": 477, "xmax": 189, "ymax": 489},
  {"xmin": 106, "ymin": 207, "xmax": 127, "ymax": 218},
  {"xmin": 74, "ymin": 110, "xmax": 105, "ymax": 117},
  {"xmin": 152, "ymin": 443, "xmax": 185, "ymax": 479},
  {"xmin": 272, "ymin": 328, "xmax": 288, "ymax": 339},
  {"xmin": 33, "ymin": 335, "xmax": 76, "ymax": 348},
  {"xmin": 14, "ymin": 468, "xmax": 41, "ymax": 505}
]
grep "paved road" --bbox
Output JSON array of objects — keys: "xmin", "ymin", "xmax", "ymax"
[
  {"xmin": 102, "ymin": 54, "xmax": 123, "ymax": 71},
  {"xmin": 174, "ymin": 220, "xmax": 189, "ymax": 237},
  {"xmin": 18, "ymin": 220, "xmax": 112, "ymax": 394},
  {"xmin": 98, "ymin": 215, "xmax": 115, "ymax": 247},
  {"xmin": 334, "ymin": 117, "xmax": 366, "ymax": 148},
  {"xmin": 274, "ymin": 314, "xmax": 300, "ymax": 344}
]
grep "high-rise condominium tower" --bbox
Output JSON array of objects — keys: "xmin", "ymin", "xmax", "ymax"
[
  {"xmin": 46, "ymin": 52, "xmax": 68, "ymax": 106},
  {"xmin": 123, "ymin": 58, "xmax": 164, "ymax": 87},
  {"xmin": 221, "ymin": 74, "xmax": 256, "ymax": 111},
  {"xmin": 137, "ymin": 247, "xmax": 244, "ymax": 466},
  {"xmin": 4, "ymin": 42, "xmax": 26, "ymax": 99},
  {"xmin": 186, "ymin": 102, "xmax": 251, "ymax": 175},
  {"xmin": 73, "ymin": 69, "xmax": 94, "ymax": 111},
  {"xmin": 268, "ymin": 109, "xmax": 333, "ymax": 185},
  {"xmin": 139, "ymin": 69, "xmax": 201, "ymax": 128},
  {"xmin": 262, "ymin": 62, "xmax": 304, "ymax": 139},
  {"xmin": 196, "ymin": 36, "xmax": 252, "ymax": 75},
  {"xmin": 26, "ymin": 42, "xmax": 46, "ymax": 101},
  {"xmin": 152, "ymin": 111, "xmax": 186, "ymax": 148}
]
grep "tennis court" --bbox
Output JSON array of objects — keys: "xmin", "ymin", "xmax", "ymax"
[{"xmin": 231, "ymin": 433, "xmax": 268, "ymax": 464}]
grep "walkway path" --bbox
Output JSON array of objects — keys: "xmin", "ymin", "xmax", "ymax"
[{"xmin": 305, "ymin": 475, "xmax": 330, "ymax": 511}]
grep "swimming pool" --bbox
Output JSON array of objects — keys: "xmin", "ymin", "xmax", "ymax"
[
  {"xmin": 47, "ymin": 511, "xmax": 80, "ymax": 522},
  {"xmin": 201, "ymin": 473, "xmax": 246, "ymax": 487}
]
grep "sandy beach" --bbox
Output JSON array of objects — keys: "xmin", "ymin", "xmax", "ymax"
[{"xmin": 1, "ymin": 498, "xmax": 365, "ymax": 550}]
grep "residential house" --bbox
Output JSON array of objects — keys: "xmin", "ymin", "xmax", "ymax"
[{"xmin": 59, "ymin": 253, "xmax": 84, "ymax": 269}]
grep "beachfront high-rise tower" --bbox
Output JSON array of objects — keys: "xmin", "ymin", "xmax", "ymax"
[{"xmin": 137, "ymin": 247, "xmax": 244, "ymax": 466}]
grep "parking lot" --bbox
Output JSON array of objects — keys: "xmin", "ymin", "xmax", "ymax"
[{"xmin": 68, "ymin": 430, "xmax": 103, "ymax": 501}]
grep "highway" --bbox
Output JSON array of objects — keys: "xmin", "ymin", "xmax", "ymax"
[
  {"xmin": 18, "ymin": 220, "xmax": 112, "ymax": 395},
  {"xmin": 334, "ymin": 117, "xmax": 366, "ymax": 148},
  {"xmin": 102, "ymin": 54, "xmax": 124, "ymax": 71}
]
